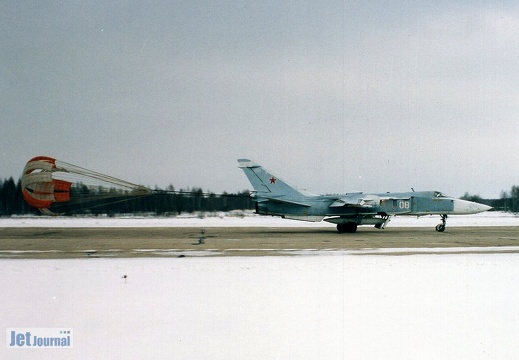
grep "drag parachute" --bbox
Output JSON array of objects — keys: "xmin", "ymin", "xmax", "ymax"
[{"xmin": 22, "ymin": 156, "xmax": 152, "ymax": 214}]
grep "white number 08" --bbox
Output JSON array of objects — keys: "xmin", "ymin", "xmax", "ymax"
[{"xmin": 398, "ymin": 201, "xmax": 410, "ymax": 209}]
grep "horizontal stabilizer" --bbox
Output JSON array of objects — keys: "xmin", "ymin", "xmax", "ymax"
[{"xmin": 260, "ymin": 196, "xmax": 311, "ymax": 207}]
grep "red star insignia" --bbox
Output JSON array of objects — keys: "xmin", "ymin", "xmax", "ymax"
[{"xmin": 269, "ymin": 177, "xmax": 277, "ymax": 184}]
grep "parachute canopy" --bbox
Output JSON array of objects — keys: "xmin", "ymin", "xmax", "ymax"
[{"xmin": 22, "ymin": 156, "xmax": 152, "ymax": 214}]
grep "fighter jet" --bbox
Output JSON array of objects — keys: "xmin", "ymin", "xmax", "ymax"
[{"xmin": 238, "ymin": 159, "xmax": 491, "ymax": 233}]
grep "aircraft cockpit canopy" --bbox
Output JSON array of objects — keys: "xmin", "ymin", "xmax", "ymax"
[{"xmin": 434, "ymin": 191, "xmax": 450, "ymax": 198}]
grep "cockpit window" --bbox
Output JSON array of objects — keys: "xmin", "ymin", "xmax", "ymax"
[{"xmin": 434, "ymin": 191, "xmax": 449, "ymax": 198}]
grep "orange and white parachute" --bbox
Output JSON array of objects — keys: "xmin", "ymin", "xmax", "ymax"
[{"xmin": 22, "ymin": 156, "xmax": 151, "ymax": 214}]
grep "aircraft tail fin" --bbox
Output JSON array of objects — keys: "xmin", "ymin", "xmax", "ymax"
[{"xmin": 238, "ymin": 159, "xmax": 314, "ymax": 197}]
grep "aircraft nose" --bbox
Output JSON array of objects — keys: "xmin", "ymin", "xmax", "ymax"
[{"xmin": 453, "ymin": 199, "xmax": 492, "ymax": 214}]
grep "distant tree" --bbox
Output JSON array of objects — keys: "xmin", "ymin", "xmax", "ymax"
[
  {"xmin": 499, "ymin": 191, "xmax": 510, "ymax": 212},
  {"xmin": 511, "ymin": 186, "xmax": 519, "ymax": 213},
  {"xmin": 461, "ymin": 192, "xmax": 483, "ymax": 203},
  {"xmin": 1, "ymin": 178, "xmax": 17, "ymax": 215}
]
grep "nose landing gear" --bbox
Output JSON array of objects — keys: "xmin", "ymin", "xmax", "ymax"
[{"xmin": 436, "ymin": 214, "xmax": 447, "ymax": 232}]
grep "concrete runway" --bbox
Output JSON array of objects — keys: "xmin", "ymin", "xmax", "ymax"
[{"xmin": 0, "ymin": 226, "xmax": 518, "ymax": 258}]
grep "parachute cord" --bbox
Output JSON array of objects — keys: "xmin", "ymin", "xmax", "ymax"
[
  {"xmin": 151, "ymin": 190, "xmax": 250, "ymax": 198},
  {"xmin": 62, "ymin": 194, "xmax": 153, "ymax": 215},
  {"xmin": 60, "ymin": 191, "xmax": 250, "ymax": 214},
  {"xmin": 56, "ymin": 160, "xmax": 149, "ymax": 192}
]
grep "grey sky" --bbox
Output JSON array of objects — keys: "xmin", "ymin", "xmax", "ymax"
[{"xmin": 2, "ymin": 1, "xmax": 518, "ymax": 198}]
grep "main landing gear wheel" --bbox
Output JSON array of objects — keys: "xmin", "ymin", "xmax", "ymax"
[
  {"xmin": 337, "ymin": 222, "xmax": 358, "ymax": 233},
  {"xmin": 436, "ymin": 214, "xmax": 447, "ymax": 232}
]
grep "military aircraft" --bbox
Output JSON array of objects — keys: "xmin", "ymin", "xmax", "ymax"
[{"xmin": 238, "ymin": 159, "xmax": 492, "ymax": 233}]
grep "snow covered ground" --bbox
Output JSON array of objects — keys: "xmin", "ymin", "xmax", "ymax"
[
  {"xmin": 1, "ymin": 254, "xmax": 519, "ymax": 360},
  {"xmin": 1, "ymin": 210, "xmax": 519, "ymax": 228},
  {"xmin": 1, "ymin": 212, "xmax": 518, "ymax": 359}
]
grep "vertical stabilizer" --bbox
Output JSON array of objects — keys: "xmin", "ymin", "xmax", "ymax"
[{"xmin": 237, "ymin": 159, "xmax": 314, "ymax": 197}]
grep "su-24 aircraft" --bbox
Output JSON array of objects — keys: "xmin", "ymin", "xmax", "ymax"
[{"xmin": 238, "ymin": 159, "xmax": 492, "ymax": 233}]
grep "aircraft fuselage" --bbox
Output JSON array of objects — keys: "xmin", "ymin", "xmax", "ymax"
[{"xmin": 255, "ymin": 191, "xmax": 485, "ymax": 218}]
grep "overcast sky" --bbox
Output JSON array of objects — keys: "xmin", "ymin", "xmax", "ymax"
[{"xmin": 2, "ymin": 1, "xmax": 518, "ymax": 198}]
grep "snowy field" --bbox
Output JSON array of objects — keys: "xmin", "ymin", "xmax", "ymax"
[
  {"xmin": 1, "ymin": 212, "xmax": 518, "ymax": 359},
  {"xmin": 1, "ymin": 255, "xmax": 519, "ymax": 360},
  {"xmin": 1, "ymin": 210, "xmax": 519, "ymax": 228}
]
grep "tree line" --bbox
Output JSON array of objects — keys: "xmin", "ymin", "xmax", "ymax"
[
  {"xmin": 461, "ymin": 185, "xmax": 519, "ymax": 212},
  {"xmin": 0, "ymin": 177, "xmax": 254, "ymax": 216},
  {"xmin": 3, "ymin": 175, "xmax": 519, "ymax": 216}
]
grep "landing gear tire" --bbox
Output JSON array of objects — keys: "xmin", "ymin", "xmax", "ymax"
[
  {"xmin": 435, "ymin": 224, "xmax": 445, "ymax": 232},
  {"xmin": 436, "ymin": 214, "xmax": 447, "ymax": 232},
  {"xmin": 337, "ymin": 222, "xmax": 358, "ymax": 233}
]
